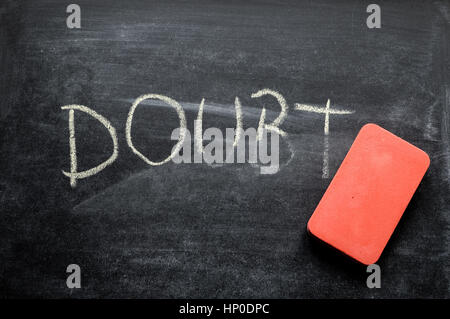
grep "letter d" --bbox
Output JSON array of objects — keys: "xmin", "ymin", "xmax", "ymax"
[{"xmin": 61, "ymin": 105, "xmax": 118, "ymax": 188}]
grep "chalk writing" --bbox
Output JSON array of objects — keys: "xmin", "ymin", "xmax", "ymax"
[
  {"xmin": 61, "ymin": 104, "xmax": 118, "ymax": 188},
  {"xmin": 62, "ymin": 90, "xmax": 355, "ymax": 187},
  {"xmin": 295, "ymin": 99, "xmax": 354, "ymax": 178}
]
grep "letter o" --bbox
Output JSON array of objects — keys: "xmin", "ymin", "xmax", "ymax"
[{"xmin": 126, "ymin": 94, "xmax": 186, "ymax": 166}]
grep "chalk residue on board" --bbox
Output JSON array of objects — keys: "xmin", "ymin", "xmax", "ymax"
[
  {"xmin": 295, "ymin": 99, "xmax": 354, "ymax": 178},
  {"xmin": 68, "ymin": 109, "xmax": 77, "ymax": 187},
  {"xmin": 61, "ymin": 104, "xmax": 119, "ymax": 188}
]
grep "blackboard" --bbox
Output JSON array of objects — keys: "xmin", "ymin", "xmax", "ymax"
[{"xmin": 0, "ymin": 0, "xmax": 449, "ymax": 298}]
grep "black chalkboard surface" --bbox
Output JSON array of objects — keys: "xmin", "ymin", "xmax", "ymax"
[{"xmin": 0, "ymin": 0, "xmax": 449, "ymax": 298}]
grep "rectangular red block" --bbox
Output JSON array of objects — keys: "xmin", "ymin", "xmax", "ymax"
[{"xmin": 307, "ymin": 123, "xmax": 430, "ymax": 265}]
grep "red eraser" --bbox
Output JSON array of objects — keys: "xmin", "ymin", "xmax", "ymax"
[{"xmin": 307, "ymin": 123, "xmax": 430, "ymax": 265}]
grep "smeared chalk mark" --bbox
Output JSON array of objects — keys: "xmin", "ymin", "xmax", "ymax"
[
  {"xmin": 443, "ymin": 86, "xmax": 450, "ymax": 179},
  {"xmin": 126, "ymin": 94, "xmax": 186, "ymax": 166},
  {"xmin": 323, "ymin": 134, "xmax": 330, "ymax": 179},
  {"xmin": 424, "ymin": 100, "xmax": 440, "ymax": 141},
  {"xmin": 61, "ymin": 104, "xmax": 119, "ymax": 188},
  {"xmin": 295, "ymin": 99, "xmax": 355, "ymax": 178},
  {"xmin": 68, "ymin": 109, "xmax": 77, "ymax": 187},
  {"xmin": 121, "ymin": 96, "xmax": 351, "ymax": 176},
  {"xmin": 416, "ymin": 83, "xmax": 440, "ymax": 141},
  {"xmin": 435, "ymin": 2, "xmax": 450, "ymax": 23},
  {"xmin": 286, "ymin": 138, "xmax": 296, "ymax": 163},
  {"xmin": 120, "ymin": 98, "xmax": 299, "ymax": 126}
]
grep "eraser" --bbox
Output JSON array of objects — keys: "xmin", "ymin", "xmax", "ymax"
[{"xmin": 307, "ymin": 123, "xmax": 430, "ymax": 265}]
